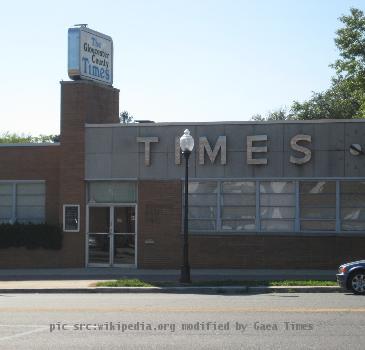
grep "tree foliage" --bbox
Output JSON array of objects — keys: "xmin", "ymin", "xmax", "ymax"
[
  {"xmin": 119, "ymin": 111, "xmax": 134, "ymax": 124},
  {"xmin": 251, "ymin": 107, "xmax": 294, "ymax": 121},
  {"xmin": 0, "ymin": 132, "xmax": 60, "ymax": 144},
  {"xmin": 252, "ymin": 8, "xmax": 365, "ymax": 121}
]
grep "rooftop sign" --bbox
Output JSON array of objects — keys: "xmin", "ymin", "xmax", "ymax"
[{"xmin": 68, "ymin": 26, "xmax": 113, "ymax": 85}]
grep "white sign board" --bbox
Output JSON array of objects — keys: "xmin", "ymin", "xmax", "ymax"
[{"xmin": 68, "ymin": 26, "xmax": 113, "ymax": 85}]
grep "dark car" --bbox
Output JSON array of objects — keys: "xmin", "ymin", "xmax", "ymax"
[{"xmin": 336, "ymin": 260, "xmax": 365, "ymax": 294}]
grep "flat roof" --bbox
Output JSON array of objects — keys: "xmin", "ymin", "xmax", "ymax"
[{"xmin": 85, "ymin": 119, "xmax": 365, "ymax": 127}]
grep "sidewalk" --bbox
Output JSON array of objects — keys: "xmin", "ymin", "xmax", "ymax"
[{"xmin": 0, "ymin": 268, "xmax": 340, "ymax": 293}]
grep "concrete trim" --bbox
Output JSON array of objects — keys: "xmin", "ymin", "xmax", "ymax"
[
  {"xmin": 85, "ymin": 119, "xmax": 365, "ymax": 128},
  {"xmin": 60, "ymin": 80, "xmax": 120, "ymax": 92}
]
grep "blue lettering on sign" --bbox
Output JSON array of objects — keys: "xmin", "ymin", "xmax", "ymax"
[
  {"xmin": 82, "ymin": 57, "xmax": 110, "ymax": 81},
  {"xmin": 91, "ymin": 37, "xmax": 101, "ymax": 48}
]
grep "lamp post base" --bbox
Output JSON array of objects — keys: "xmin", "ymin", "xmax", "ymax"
[{"xmin": 179, "ymin": 265, "xmax": 191, "ymax": 284}]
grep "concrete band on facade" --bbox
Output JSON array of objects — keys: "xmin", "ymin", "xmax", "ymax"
[{"xmin": 0, "ymin": 80, "xmax": 364, "ymax": 269}]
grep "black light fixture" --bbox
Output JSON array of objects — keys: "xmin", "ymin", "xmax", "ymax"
[{"xmin": 179, "ymin": 129, "xmax": 194, "ymax": 283}]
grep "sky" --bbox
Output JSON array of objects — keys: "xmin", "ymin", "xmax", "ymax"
[{"xmin": 1, "ymin": 0, "xmax": 364, "ymax": 135}]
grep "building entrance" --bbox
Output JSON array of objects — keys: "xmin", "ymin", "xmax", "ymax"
[{"xmin": 86, "ymin": 205, "xmax": 137, "ymax": 267}]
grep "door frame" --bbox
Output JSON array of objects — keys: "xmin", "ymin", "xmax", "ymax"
[{"xmin": 86, "ymin": 203, "xmax": 137, "ymax": 268}]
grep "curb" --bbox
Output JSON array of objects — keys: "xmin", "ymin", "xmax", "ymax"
[{"xmin": 0, "ymin": 286, "xmax": 342, "ymax": 294}]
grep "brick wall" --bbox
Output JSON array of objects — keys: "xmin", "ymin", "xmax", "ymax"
[
  {"xmin": 0, "ymin": 145, "xmax": 65, "ymax": 267},
  {"xmin": 58, "ymin": 80, "xmax": 119, "ymax": 267},
  {"xmin": 0, "ymin": 80, "xmax": 119, "ymax": 268},
  {"xmin": 138, "ymin": 180, "xmax": 182, "ymax": 268}
]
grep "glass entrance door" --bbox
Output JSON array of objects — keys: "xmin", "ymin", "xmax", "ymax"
[
  {"xmin": 113, "ymin": 206, "xmax": 136, "ymax": 266},
  {"xmin": 87, "ymin": 205, "xmax": 137, "ymax": 267}
]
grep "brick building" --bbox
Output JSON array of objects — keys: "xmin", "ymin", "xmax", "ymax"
[{"xmin": 0, "ymin": 79, "xmax": 364, "ymax": 269}]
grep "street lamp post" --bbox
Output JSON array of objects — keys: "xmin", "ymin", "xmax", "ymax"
[{"xmin": 179, "ymin": 129, "xmax": 194, "ymax": 283}]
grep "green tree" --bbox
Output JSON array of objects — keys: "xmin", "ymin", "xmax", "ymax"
[
  {"xmin": 251, "ymin": 107, "xmax": 294, "ymax": 121},
  {"xmin": 119, "ymin": 111, "xmax": 134, "ymax": 124},
  {"xmin": 292, "ymin": 7, "xmax": 365, "ymax": 120},
  {"xmin": 252, "ymin": 8, "xmax": 365, "ymax": 121},
  {"xmin": 0, "ymin": 132, "xmax": 59, "ymax": 144}
]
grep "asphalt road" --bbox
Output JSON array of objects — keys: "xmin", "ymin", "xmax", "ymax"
[{"xmin": 0, "ymin": 292, "xmax": 363, "ymax": 349}]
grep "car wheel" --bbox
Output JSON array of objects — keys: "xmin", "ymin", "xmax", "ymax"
[{"xmin": 348, "ymin": 270, "xmax": 365, "ymax": 295}]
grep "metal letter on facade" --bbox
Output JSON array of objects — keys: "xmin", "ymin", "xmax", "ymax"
[
  {"xmin": 247, "ymin": 135, "xmax": 268, "ymax": 165},
  {"xmin": 290, "ymin": 134, "xmax": 312, "ymax": 165},
  {"xmin": 199, "ymin": 136, "xmax": 226, "ymax": 165},
  {"xmin": 136, "ymin": 137, "xmax": 159, "ymax": 166}
]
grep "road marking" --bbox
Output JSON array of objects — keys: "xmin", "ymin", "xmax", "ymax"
[
  {"xmin": 0, "ymin": 307, "xmax": 364, "ymax": 313},
  {"xmin": 0, "ymin": 327, "xmax": 48, "ymax": 341}
]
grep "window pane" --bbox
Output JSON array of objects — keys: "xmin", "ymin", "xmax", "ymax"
[
  {"xmin": 114, "ymin": 234, "xmax": 135, "ymax": 264},
  {"xmin": 89, "ymin": 207, "xmax": 110, "ymax": 233},
  {"xmin": 300, "ymin": 194, "xmax": 336, "ymax": 207},
  {"xmin": 189, "ymin": 220, "xmax": 216, "ymax": 231},
  {"xmin": 189, "ymin": 206, "xmax": 216, "ymax": 219},
  {"xmin": 341, "ymin": 194, "xmax": 365, "ymax": 207},
  {"xmin": 222, "ymin": 182, "xmax": 255, "ymax": 194},
  {"xmin": 114, "ymin": 207, "xmax": 135, "ymax": 233},
  {"xmin": 0, "ymin": 195, "xmax": 13, "ymax": 206},
  {"xmin": 221, "ymin": 207, "xmax": 255, "ymax": 219},
  {"xmin": 17, "ymin": 183, "xmax": 45, "ymax": 195},
  {"xmin": 16, "ymin": 206, "xmax": 45, "ymax": 221},
  {"xmin": 341, "ymin": 182, "xmax": 365, "ymax": 231},
  {"xmin": 0, "ymin": 186, "xmax": 14, "ymax": 216},
  {"xmin": 189, "ymin": 194, "xmax": 216, "ymax": 206},
  {"xmin": 188, "ymin": 182, "xmax": 217, "ymax": 194},
  {"xmin": 15, "ymin": 183, "xmax": 45, "ymax": 223},
  {"xmin": 341, "ymin": 221, "xmax": 365, "ymax": 231},
  {"xmin": 300, "ymin": 182, "xmax": 336, "ymax": 231},
  {"xmin": 222, "ymin": 220, "xmax": 256, "ymax": 231},
  {"xmin": 261, "ymin": 220, "xmax": 294, "ymax": 231},
  {"xmin": 300, "ymin": 181, "xmax": 335, "ymax": 194},
  {"xmin": 341, "ymin": 181, "xmax": 365, "ymax": 193},
  {"xmin": 0, "ymin": 206, "xmax": 12, "ymax": 220},
  {"xmin": 260, "ymin": 181, "xmax": 294, "ymax": 193},
  {"xmin": 260, "ymin": 194, "xmax": 295, "ymax": 206},
  {"xmin": 0, "ymin": 184, "xmax": 12, "ymax": 195},
  {"xmin": 341, "ymin": 208, "xmax": 365, "ymax": 221},
  {"xmin": 222, "ymin": 194, "xmax": 256, "ymax": 206},
  {"xmin": 16, "ymin": 195, "xmax": 44, "ymax": 206},
  {"xmin": 260, "ymin": 207, "xmax": 295, "ymax": 219},
  {"xmin": 301, "ymin": 220, "xmax": 336, "ymax": 231},
  {"xmin": 88, "ymin": 234, "xmax": 110, "ymax": 264},
  {"xmin": 301, "ymin": 207, "xmax": 336, "ymax": 219},
  {"xmin": 88, "ymin": 182, "xmax": 136, "ymax": 203}
]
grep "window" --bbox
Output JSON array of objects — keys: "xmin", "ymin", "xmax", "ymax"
[
  {"xmin": 300, "ymin": 181, "xmax": 336, "ymax": 231},
  {"xmin": 187, "ymin": 182, "xmax": 217, "ymax": 231},
  {"xmin": 260, "ymin": 182, "xmax": 295, "ymax": 231},
  {"xmin": 0, "ymin": 184, "xmax": 13, "ymax": 223},
  {"xmin": 221, "ymin": 182, "xmax": 256, "ymax": 231},
  {"xmin": 16, "ymin": 183, "xmax": 45, "ymax": 223},
  {"xmin": 184, "ymin": 179, "xmax": 365, "ymax": 234},
  {"xmin": 341, "ymin": 181, "xmax": 365, "ymax": 231},
  {"xmin": 88, "ymin": 181, "xmax": 136, "ymax": 203},
  {"xmin": 0, "ymin": 182, "xmax": 45, "ymax": 224},
  {"xmin": 63, "ymin": 205, "xmax": 80, "ymax": 232}
]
